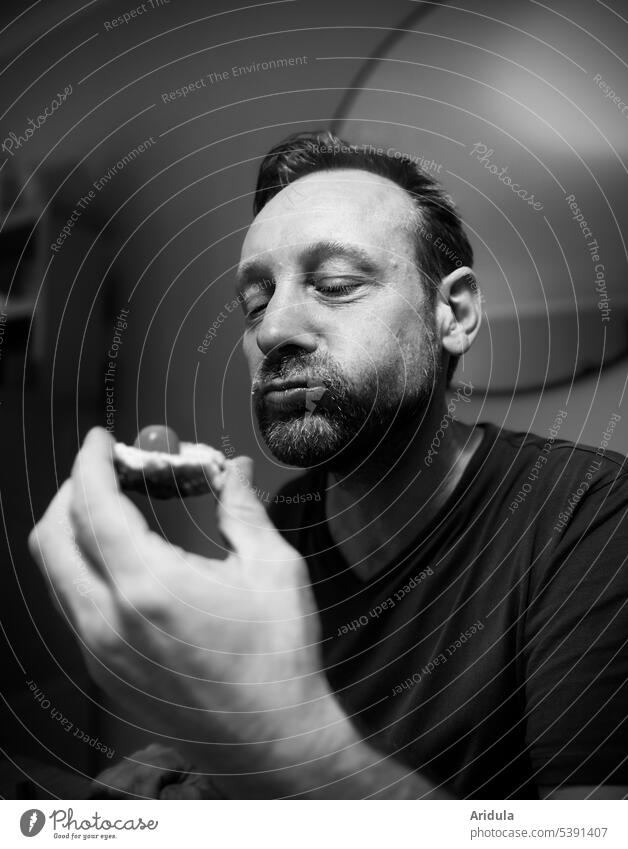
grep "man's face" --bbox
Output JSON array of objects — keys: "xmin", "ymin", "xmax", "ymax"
[{"xmin": 237, "ymin": 168, "xmax": 442, "ymax": 471}]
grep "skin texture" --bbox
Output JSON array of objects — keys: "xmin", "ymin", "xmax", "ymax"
[
  {"xmin": 31, "ymin": 167, "xmax": 619, "ymax": 799},
  {"xmin": 30, "ymin": 430, "xmax": 439, "ymax": 798},
  {"xmin": 241, "ymin": 169, "xmax": 441, "ymax": 462},
  {"xmin": 239, "ymin": 169, "xmax": 483, "ymax": 578}
]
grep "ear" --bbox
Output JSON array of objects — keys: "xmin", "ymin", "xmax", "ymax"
[{"xmin": 435, "ymin": 266, "xmax": 482, "ymax": 358}]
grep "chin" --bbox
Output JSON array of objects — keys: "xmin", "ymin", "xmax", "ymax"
[
  {"xmin": 259, "ymin": 413, "xmax": 352, "ymax": 468},
  {"xmin": 253, "ymin": 361, "xmax": 439, "ymax": 471},
  {"xmin": 258, "ymin": 409, "xmax": 409, "ymax": 474}
]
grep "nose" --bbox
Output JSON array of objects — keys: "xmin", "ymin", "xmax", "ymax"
[{"xmin": 254, "ymin": 283, "xmax": 318, "ymax": 359}]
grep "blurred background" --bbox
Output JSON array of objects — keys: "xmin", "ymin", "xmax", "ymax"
[{"xmin": 1, "ymin": 0, "xmax": 626, "ymax": 796}]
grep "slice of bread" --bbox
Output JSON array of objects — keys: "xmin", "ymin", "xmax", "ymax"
[{"xmin": 114, "ymin": 441, "xmax": 227, "ymax": 498}]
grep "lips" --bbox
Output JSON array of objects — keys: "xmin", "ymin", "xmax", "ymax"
[
  {"xmin": 262, "ymin": 377, "xmax": 316, "ymax": 394},
  {"xmin": 261, "ymin": 378, "xmax": 321, "ymax": 394},
  {"xmin": 260, "ymin": 378, "xmax": 327, "ymax": 412}
]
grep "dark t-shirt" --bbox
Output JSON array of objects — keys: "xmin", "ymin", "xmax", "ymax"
[{"xmin": 267, "ymin": 421, "xmax": 628, "ymax": 799}]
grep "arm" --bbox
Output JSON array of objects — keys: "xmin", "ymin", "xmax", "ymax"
[
  {"xmin": 29, "ymin": 428, "xmax": 449, "ymax": 800},
  {"xmin": 201, "ymin": 687, "xmax": 453, "ymax": 800},
  {"xmin": 264, "ymin": 719, "xmax": 454, "ymax": 799}
]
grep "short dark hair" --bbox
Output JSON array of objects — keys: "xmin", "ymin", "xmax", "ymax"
[{"xmin": 253, "ymin": 130, "xmax": 474, "ymax": 384}]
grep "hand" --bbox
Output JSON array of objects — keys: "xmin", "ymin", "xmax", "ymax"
[
  {"xmin": 90, "ymin": 743, "xmax": 224, "ymax": 799},
  {"xmin": 29, "ymin": 428, "xmax": 336, "ymax": 793}
]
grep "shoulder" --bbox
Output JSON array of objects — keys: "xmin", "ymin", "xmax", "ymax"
[
  {"xmin": 488, "ymin": 417, "xmax": 626, "ymax": 476},
  {"xmin": 508, "ymin": 421, "xmax": 628, "ymax": 613},
  {"xmin": 484, "ymin": 420, "xmax": 628, "ymax": 516}
]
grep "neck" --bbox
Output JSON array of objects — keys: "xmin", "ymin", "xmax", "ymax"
[{"xmin": 323, "ymin": 388, "xmax": 481, "ymax": 580}]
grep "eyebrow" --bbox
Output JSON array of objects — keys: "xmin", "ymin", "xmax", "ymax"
[
  {"xmin": 300, "ymin": 240, "xmax": 381, "ymax": 276},
  {"xmin": 235, "ymin": 239, "xmax": 381, "ymax": 294}
]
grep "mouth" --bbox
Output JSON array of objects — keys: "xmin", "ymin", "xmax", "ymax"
[
  {"xmin": 260, "ymin": 378, "xmax": 328, "ymax": 411},
  {"xmin": 262, "ymin": 377, "xmax": 323, "ymax": 394}
]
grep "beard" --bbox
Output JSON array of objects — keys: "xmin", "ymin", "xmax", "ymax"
[{"xmin": 252, "ymin": 322, "xmax": 441, "ymax": 474}]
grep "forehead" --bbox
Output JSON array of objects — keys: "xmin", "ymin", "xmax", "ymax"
[{"xmin": 240, "ymin": 168, "xmax": 419, "ymax": 267}]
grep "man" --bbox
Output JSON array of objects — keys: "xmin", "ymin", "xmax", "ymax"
[{"xmin": 30, "ymin": 131, "xmax": 628, "ymax": 800}]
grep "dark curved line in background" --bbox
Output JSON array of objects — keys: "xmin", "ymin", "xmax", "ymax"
[
  {"xmin": 329, "ymin": 1, "xmax": 628, "ymax": 391},
  {"xmin": 330, "ymin": 0, "xmax": 453, "ymax": 134}
]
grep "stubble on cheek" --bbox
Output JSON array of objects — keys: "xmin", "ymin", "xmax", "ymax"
[
  {"xmin": 253, "ymin": 358, "xmax": 426, "ymax": 469},
  {"xmin": 251, "ymin": 305, "xmax": 441, "ymax": 469},
  {"xmin": 253, "ymin": 371, "xmax": 369, "ymax": 467}
]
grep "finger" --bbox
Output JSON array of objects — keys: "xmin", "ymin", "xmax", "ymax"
[
  {"xmin": 89, "ymin": 768, "xmax": 137, "ymax": 800},
  {"xmin": 160, "ymin": 780, "xmax": 206, "ymax": 799},
  {"xmin": 178, "ymin": 773, "xmax": 226, "ymax": 799},
  {"xmin": 90, "ymin": 745, "xmax": 175, "ymax": 798},
  {"xmin": 70, "ymin": 427, "xmax": 151, "ymax": 575},
  {"xmin": 28, "ymin": 479, "xmax": 109, "ymax": 630},
  {"xmin": 91, "ymin": 746, "xmax": 188, "ymax": 799},
  {"xmin": 216, "ymin": 456, "xmax": 290, "ymax": 560},
  {"xmin": 134, "ymin": 765, "xmax": 185, "ymax": 799},
  {"xmin": 91, "ymin": 766, "xmax": 165, "ymax": 800}
]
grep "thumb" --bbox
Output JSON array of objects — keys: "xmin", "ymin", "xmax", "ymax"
[{"xmin": 216, "ymin": 456, "xmax": 281, "ymax": 558}]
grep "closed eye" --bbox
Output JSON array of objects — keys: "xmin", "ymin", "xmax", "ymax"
[
  {"xmin": 241, "ymin": 279, "xmax": 273, "ymax": 321},
  {"xmin": 308, "ymin": 274, "xmax": 369, "ymax": 296},
  {"xmin": 242, "ymin": 274, "xmax": 370, "ymax": 324}
]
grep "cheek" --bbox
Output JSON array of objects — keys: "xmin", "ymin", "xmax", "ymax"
[
  {"xmin": 376, "ymin": 314, "xmax": 438, "ymax": 385},
  {"xmin": 359, "ymin": 303, "xmax": 426, "ymax": 362},
  {"xmin": 242, "ymin": 334, "xmax": 262, "ymax": 377},
  {"xmin": 395, "ymin": 324, "xmax": 438, "ymax": 379},
  {"xmin": 332, "ymin": 330, "xmax": 404, "ymax": 386}
]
